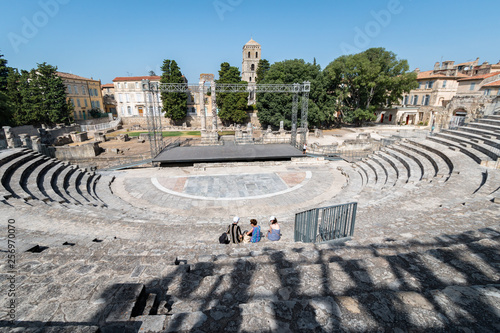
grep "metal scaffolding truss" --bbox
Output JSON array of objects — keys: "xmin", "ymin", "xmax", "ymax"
[{"xmin": 141, "ymin": 80, "xmax": 310, "ymax": 155}]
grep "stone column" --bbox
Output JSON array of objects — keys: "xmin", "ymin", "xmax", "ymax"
[
  {"xmin": 211, "ymin": 80, "xmax": 217, "ymax": 131},
  {"xmin": 199, "ymin": 81, "xmax": 206, "ymax": 131},
  {"xmin": 31, "ymin": 136, "xmax": 41, "ymax": 152},
  {"xmin": 3, "ymin": 126, "xmax": 16, "ymax": 148},
  {"xmin": 19, "ymin": 134, "xmax": 32, "ymax": 148}
]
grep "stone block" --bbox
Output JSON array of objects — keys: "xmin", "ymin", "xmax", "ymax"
[{"xmin": 136, "ymin": 315, "xmax": 167, "ymax": 332}]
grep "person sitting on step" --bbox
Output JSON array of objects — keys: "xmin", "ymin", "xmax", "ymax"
[
  {"xmin": 243, "ymin": 219, "xmax": 261, "ymax": 243},
  {"xmin": 267, "ymin": 216, "xmax": 281, "ymax": 241},
  {"xmin": 227, "ymin": 216, "xmax": 243, "ymax": 244}
]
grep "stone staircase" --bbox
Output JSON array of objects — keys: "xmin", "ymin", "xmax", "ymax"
[{"xmin": 4, "ymin": 225, "xmax": 499, "ymax": 332}]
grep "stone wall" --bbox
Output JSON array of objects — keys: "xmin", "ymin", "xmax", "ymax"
[{"xmin": 53, "ymin": 142, "xmax": 101, "ymax": 160}]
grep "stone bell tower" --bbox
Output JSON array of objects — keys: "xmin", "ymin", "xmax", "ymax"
[
  {"xmin": 241, "ymin": 38, "xmax": 261, "ymax": 104},
  {"xmin": 241, "ymin": 38, "xmax": 261, "ymax": 83}
]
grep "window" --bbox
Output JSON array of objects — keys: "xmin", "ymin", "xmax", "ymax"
[
  {"xmin": 418, "ymin": 82, "xmax": 422, "ymax": 89},
  {"xmin": 484, "ymin": 89, "xmax": 491, "ymax": 96},
  {"xmin": 248, "ymin": 51, "xmax": 250, "ymax": 58},
  {"xmin": 70, "ymin": 99, "xmax": 75, "ymax": 106},
  {"xmin": 135, "ymin": 82, "xmax": 139, "ymax": 89},
  {"xmin": 124, "ymin": 83, "xmax": 128, "ymax": 89},
  {"xmin": 119, "ymin": 93, "xmax": 123, "ymax": 102},
  {"xmin": 117, "ymin": 83, "xmax": 121, "ymax": 89},
  {"xmin": 256, "ymin": 52, "xmax": 258, "ymax": 58},
  {"xmin": 68, "ymin": 85, "xmax": 72, "ymax": 94},
  {"xmin": 96, "ymin": 101, "xmax": 100, "ymax": 108},
  {"xmin": 77, "ymin": 99, "xmax": 81, "ymax": 107},
  {"xmin": 425, "ymin": 81, "xmax": 434, "ymax": 89},
  {"xmin": 470, "ymin": 82, "xmax": 476, "ymax": 90},
  {"xmin": 91, "ymin": 101, "xmax": 95, "ymax": 108},
  {"xmin": 84, "ymin": 99, "xmax": 88, "ymax": 107},
  {"xmin": 93, "ymin": 89, "xmax": 97, "ymax": 96},
  {"xmin": 403, "ymin": 95, "xmax": 409, "ymax": 105},
  {"xmin": 127, "ymin": 106, "xmax": 132, "ymax": 115},
  {"xmin": 249, "ymin": 77, "xmax": 252, "ymax": 82},
  {"xmin": 126, "ymin": 93, "xmax": 130, "ymax": 102},
  {"xmin": 251, "ymin": 64, "xmax": 255, "ymax": 71},
  {"xmin": 121, "ymin": 106, "xmax": 125, "ymax": 115},
  {"xmin": 424, "ymin": 95, "xmax": 430, "ymax": 106},
  {"xmin": 412, "ymin": 95, "xmax": 419, "ymax": 105},
  {"xmin": 442, "ymin": 80, "xmax": 447, "ymax": 88},
  {"xmin": 389, "ymin": 114, "xmax": 392, "ymax": 122},
  {"xmin": 82, "ymin": 86, "xmax": 86, "ymax": 94}
]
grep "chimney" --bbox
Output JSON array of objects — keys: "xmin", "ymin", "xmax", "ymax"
[
  {"xmin": 414, "ymin": 68, "xmax": 420, "ymax": 73},
  {"xmin": 434, "ymin": 62, "xmax": 440, "ymax": 71}
]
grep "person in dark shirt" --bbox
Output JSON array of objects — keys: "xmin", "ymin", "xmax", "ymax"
[{"xmin": 227, "ymin": 216, "xmax": 243, "ymax": 243}]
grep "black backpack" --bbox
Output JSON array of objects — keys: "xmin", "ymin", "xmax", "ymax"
[{"xmin": 219, "ymin": 232, "xmax": 230, "ymax": 244}]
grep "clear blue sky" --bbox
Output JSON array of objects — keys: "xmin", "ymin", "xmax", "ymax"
[{"xmin": 1, "ymin": 0, "xmax": 499, "ymax": 85}]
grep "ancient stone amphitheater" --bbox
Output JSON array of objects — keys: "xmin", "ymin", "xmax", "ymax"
[{"xmin": 1, "ymin": 115, "xmax": 499, "ymax": 332}]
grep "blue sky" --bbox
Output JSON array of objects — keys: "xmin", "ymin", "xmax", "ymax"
[{"xmin": 0, "ymin": 0, "xmax": 498, "ymax": 85}]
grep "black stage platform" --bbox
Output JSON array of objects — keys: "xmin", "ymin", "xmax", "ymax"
[{"xmin": 153, "ymin": 143, "xmax": 304, "ymax": 165}]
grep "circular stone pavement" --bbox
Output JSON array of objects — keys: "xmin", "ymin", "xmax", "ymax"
[{"xmin": 110, "ymin": 160, "xmax": 347, "ymax": 219}]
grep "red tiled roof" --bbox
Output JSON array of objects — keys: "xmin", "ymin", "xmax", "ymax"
[
  {"xmin": 416, "ymin": 70, "xmax": 468, "ymax": 80},
  {"xmin": 483, "ymin": 80, "xmax": 500, "ymax": 87},
  {"xmin": 112, "ymin": 76, "xmax": 161, "ymax": 82},
  {"xmin": 101, "ymin": 83, "xmax": 114, "ymax": 88},
  {"xmin": 458, "ymin": 72, "xmax": 500, "ymax": 81},
  {"xmin": 56, "ymin": 71, "xmax": 95, "ymax": 81}
]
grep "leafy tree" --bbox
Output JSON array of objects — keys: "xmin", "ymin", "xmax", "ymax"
[
  {"xmin": 0, "ymin": 53, "xmax": 11, "ymax": 125},
  {"xmin": 256, "ymin": 59, "xmax": 328, "ymax": 129},
  {"xmin": 4, "ymin": 68, "xmax": 22, "ymax": 126},
  {"xmin": 215, "ymin": 62, "xmax": 251, "ymax": 125},
  {"xmin": 8, "ymin": 63, "xmax": 73, "ymax": 126},
  {"xmin": 89, "ymin": 107, "xmax": 103, "ymax": 118},
  {"xmin": 255, "ymin": 59, "xmax": 270, "ymax": 84},
  {"xmin": 148, "ymin": 70, "xmax": 156, "ymax": 76},
  {"xmin": 324, "ymin": 47, "xmax": 417, "ymax": 126},
  {"xmin": 160, "ymin": 59, "xmax": 187, "ymax": 123}
]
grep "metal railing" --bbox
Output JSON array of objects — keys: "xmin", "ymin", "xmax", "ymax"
[{"xmin": 294, "ymin": 202, "xmax": 357, "ymax": 243}]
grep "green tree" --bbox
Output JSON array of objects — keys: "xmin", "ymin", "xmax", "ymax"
[
  {"xmin": 255, "ymin": 59, "xmax": 270, "ymax": 84},
  {"xmin": 160, "ymin": 59, "xmax": 187, "ymax": 123},
  {"xmin": 324, "ymin": 47, "xmax": 417, "ymax": 126},
  {"xmin": 215, "ymin": 62, "xmax": 250, "ymax": 125},
  {"xmin": 5, "ymin": 68, "xmax": 22, "ymax": 126},
  {"xmin": 0, "ymin": 53, "xmax": 11, "ymax": 125},
  {"xmin": 10, "ymin": 63, "xmax": 73, "ymax": 126},
  {"xmin": 256, "ymin": 59, "xmax": 328, "ymax": 129},
  {"xmin": 89, "ymin": 107, "xmax": 103, "ymax": 118}
]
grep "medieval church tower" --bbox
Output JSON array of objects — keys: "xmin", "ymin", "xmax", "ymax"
[{"xmin": 241, "ymin": 38, "xmax": 261, "ymax": 104}]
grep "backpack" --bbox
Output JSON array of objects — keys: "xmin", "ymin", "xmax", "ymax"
[{"xmin": 219, "ymin": 232, "xmax": 230, "ymax": 244}]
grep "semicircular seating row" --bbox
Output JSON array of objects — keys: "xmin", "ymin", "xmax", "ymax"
[
  {"xmin": 337, "ymin": 113, "xmax": 500, "ymax": 204},
  {"xmin": 0, "ymin": 148, "xmax": 105, "ymax": 207}
]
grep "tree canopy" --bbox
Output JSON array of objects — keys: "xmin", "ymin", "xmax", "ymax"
[
  {"xmin": 215, "ymin": 62, "xmax": 251, "ymax": 125},
  {"xmin": 255, "ymin": 59, "xmax": 270, "ymax": 84},
  {"xmin": 324, "ymin": 47, "xmax": 417, "ymax": 125},
  {"xmin": 256, "ymin": 59, "xmax": 328, "ymax": 129},
  {"xmin": 160, "ymin": 59, "xmax": 187, "ymax": 123},
  {"xmin": 0, "ymin": 53, "xmax": 10, "ymax": 125}
]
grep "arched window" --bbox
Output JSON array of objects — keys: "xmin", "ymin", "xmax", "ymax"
[
  {"xmin": 248, "ymin": 51, "xmax": 250, "ymax": 58},
  {"xmin": 249, "ymin": 77, "xmax": 252, "ymax": 82},
  {"xmin": 256, "ymin": 52, "xmax": 258, "ymax": 58},
  {"xmin": 251, "ymin": 64, "xmax": 255, "ymax": 71}
]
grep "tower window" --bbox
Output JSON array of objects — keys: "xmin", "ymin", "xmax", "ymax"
[
  {"xmin": 256, "ymin": 52, "xmax": 258, "ymax": 58},
  {"xmin": 251, "ymin": 64, "xmax": 255, "ymax": 71},
  {"xmin": 248, "ymin": 51, "xmax": 250, "ymax": 58}
]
